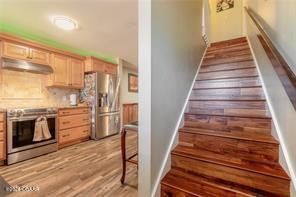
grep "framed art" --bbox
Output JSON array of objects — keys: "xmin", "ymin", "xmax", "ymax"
[
  {"xmin": 216, "ymin": 0, "xmax": 234, "ymax": 13},
  {"xmin": 128, "ymin": 73, "xmax": 138, "ymax": 92}
]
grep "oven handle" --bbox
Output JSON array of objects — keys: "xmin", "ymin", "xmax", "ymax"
[{"xmin": 8, "ymin": 114, "xmax": 57, "ymax": 121}]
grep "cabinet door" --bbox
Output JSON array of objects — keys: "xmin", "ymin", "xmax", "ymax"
[
  {"xmin": 104, "ymin": 63, "xmax": 117, "ymax": 75},
  {"xmin": 93, "ymin": 59, "xmax": 105, "ymax": 73},
  {"xmin": 123, "ymin": 105, "xmax": 129, "ymax": 124},
  {"xmin": 133, "ymin": 104, "xmax": 138, "ymax": 122},
  {"xmin": 51, "ymin": 54, "xmax": 69, "ymax": 87},
  {"xmin": 2, "ymin": 42, "xmax": 29, "ymax": 60},
  {"xmin": 29, "ymin": 48, "xmax": 50, "ymax": 65},
  {"xmin": 70, "ymin": 59, "xmax": 84, "ymax": 89}
]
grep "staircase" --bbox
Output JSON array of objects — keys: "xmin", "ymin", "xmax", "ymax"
[{"xmin": 161, "ymin": 37, "xmax": 291, "ymax": 197}]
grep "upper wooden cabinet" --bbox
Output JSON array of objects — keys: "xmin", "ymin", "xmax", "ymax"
[
  {"xmin": 69, "ymin": 58, "xmax": 84, "ymax": 89},
  {"xmin": 85, "ymin": 56, "xmax": 117, "ymax": 75},
  {"xmin": 29, "ymin": 48, "xmax": 50, "ymax": 65},
  {"xmin": 47, "ymin": 54, "xmax": 84, "ymax": 89},
  {"xmin": 2, "ymin": 41, "xmax": 50, "ymax": 65}
]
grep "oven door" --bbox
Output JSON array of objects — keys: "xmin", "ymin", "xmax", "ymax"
[{"xmin": 7, "ymin": 115, "xmax": 57, "ymax": 154}]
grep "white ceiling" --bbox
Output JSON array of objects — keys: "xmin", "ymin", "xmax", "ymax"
[{"xmin": 0, "ymin": 0, "xmax": 138, "ymax": 65}]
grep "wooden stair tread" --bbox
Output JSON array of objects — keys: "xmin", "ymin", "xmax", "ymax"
[
  {"xmin": 179, "ymin": 127, "xmax": 277, "ymax": 144},
  {"xmin": 172, "ymin": 145, "xmax": 289, "ymax": 180},
  {"xmin": 161, "ymin": 168, "xmax": 281, "ymax": 197},
  {"xmin": 202, "ymin": 55, "xmax": 253, "ymax": 66}
]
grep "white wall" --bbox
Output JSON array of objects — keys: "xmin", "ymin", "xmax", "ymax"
[
  {"xmin": 139, "ymin": 0, "xmax": 206, "ymax": 196},
  {"xmin": 209, "ymin": 0, "xmax": 243, "ymax": 42},
  {"xmin": 244, "ymin": 0, "xmax": 296, "ymax": 75},
  {"xmin": 120, "ymin": 67, "xmax": 138, "ymax": 104},
  {"xmin": 151, "ymin": 0, "xmax": 205, "ymax": 196},
  {"xmin": 245, "ymin": 11, "xmax": 296, "ymax": 195}
]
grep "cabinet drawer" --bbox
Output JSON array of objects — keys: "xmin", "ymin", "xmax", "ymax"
[
  {"xmin": 0, "ymin": 123, "xmax": 3, "ymax": 132},
  {"xmin": 59, "ymin": 114, "xmax": 90, "ymax": 130},
  {"xmin": 59, "ymin": 108, "xmax": 89, "ymax": 116},
  {"xmin": 59, "ymin": 125, "xmax": 90, "ymax": 144},
  {"xmin": 0, "ymin": 132, "xmax": 3, "ymax": 141},
  {"xmin": 0, "ymin": 113, "xmax": 3, "ymax": 122}
]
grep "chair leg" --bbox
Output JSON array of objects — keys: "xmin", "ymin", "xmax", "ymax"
[{"xmin": 120, "ymin": 129, "xmax": 127, "ymax": 184}]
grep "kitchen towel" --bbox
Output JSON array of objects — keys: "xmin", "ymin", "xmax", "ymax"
[{"xmin": 33, "ymin": 116, "xmax": 52, "ymax": 141}]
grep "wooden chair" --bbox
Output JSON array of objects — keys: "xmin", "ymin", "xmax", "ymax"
[{"xmin": 120, "ymin": 121, "xmax": 138, "ymax": 184}]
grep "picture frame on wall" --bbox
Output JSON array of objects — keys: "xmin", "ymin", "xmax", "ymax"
[
  {"xmin": 128, "ymin": 73, "xmax": 138, "ymax": 92},
  {"xmin": 216, "ymin": 0, "xmax": 234, "ymax": 13}
]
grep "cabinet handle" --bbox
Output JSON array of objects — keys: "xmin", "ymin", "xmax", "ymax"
[
  {"xmin": 63, "ymin": 121, "xmax": 71, "ymax": 124},
  {"xmin": 62, "ymin": 134, "xmax": 70, "ymax": 137},
  {"xmin": 83, "ymin": 130, "xmax": 88, "ymax": 133},
  {"xmin": 83, "ymin": 119, "xmax": 88, "ymax": 121},
  {"xmin": 62, "ymin": 111, "xmax": 70, "ymax": 114}
]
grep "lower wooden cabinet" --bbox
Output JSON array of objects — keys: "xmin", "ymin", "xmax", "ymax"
[
  {"xmin": 0, "ymin": 113, "xmax": 6, "ymax": 162},
  {"xmin": 58, "ymin": 107, "xmax": 91, "ymax": 148},
  {"xmin": 122, "ymin": 103, "xmax": 138, "ymax": 125}
]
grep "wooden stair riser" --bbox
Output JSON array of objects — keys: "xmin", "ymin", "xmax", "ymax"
[
  {"xmin": 199, "ymin": 61, "xmax": 255, "ymax": 73},
  {"xmin": 187, "ymin": 100, "xmax": 270, "ymax": 118},
  {"xmin": 206, "ymin": 44, "xmax": 250, "ymax": 56},
  {"xmin": 161, "ymin": 174, "xmax": 251, "ymax": 197},
  {"xmin": 184, "ymin": 114, "xmax": 271, "ymax": 133},
  {"xmin": 210, "ymin": 37, "xmax": 247, "ymax": 48},
  {"xmin": 171, "ymin": 154, "xmax": 290, "ymax": 197},
  {"xmin": 208, "ymin": 42, "xmax": 248, "ymax": 52},
  {"xmin": 193, "ymin": 77, "xmax": 261, "ymax": 89},
  {"xmin": 179, "ymin": 132, "xmax": 279, "ymax": 162},
  {"xmin": 204, "ymin": 50, "xmax": 251, "ymax": 60},
  {"xmin": 190, "ymin": 87, "xmax": 265, "ymax": 101},
  {"xmin": 197, "ymin": 68, "xmax": 258, "ymax": 81},
  {"xmin": 202, "ymin": 54, "xmax": 253, "ymax": 66}
]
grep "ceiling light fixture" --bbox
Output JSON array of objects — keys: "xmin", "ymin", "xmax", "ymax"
[{"xmin": 51, "ymin": 16, "xmax": 78, "ymax": 31}]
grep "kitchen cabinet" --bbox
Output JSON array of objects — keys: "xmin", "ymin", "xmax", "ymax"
[
  {"xmin": 47, "ymin": 54, "xmax": 84, "ymax": 89},
  {"xmin": 85, "ymin": 56, "xmax": 117, "ymax": 75},
  {"xmin": 69, "ymin": 58, "xmax": 84, "ymax": 89},
  {"xmin": 123, "ymin": 103, "xmax": 138, "ymax": 124},
  {"xmin": 58, "ymin": 107, "xmax": 91, "ymax": 148},
  {"xmin": 2, "ymin": 41, "xmax": 50, "ymax": 65},
  {"xmin": 0, "ymin": 113, "xmax": 6, "ymax": 162}
]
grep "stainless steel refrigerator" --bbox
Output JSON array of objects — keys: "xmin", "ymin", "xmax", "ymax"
[{"xmin": 80, "ymin": 72, "xmax": 120, "ymax": 140}]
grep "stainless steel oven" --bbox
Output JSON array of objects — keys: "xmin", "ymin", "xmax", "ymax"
[{"xmin": 6, "ymin": 108, "xmax": 58, "ymax": 165}]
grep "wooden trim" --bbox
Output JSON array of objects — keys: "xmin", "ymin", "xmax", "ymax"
[
  {"xmin": 0, "ymin": 32, "xmax": 85, "ymax": 60},
  {"xmin": 245, "ymin": 7, "xmax": 296, "ymax": 110}
]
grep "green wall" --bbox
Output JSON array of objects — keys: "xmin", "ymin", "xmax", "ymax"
[{"xmin": 0, "ymin": 21, "xmax": 118, "ymax": 63}]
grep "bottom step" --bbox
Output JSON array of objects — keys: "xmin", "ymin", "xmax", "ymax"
[{"xmin": 161, "ymin": 168, "xmax": 281, "ymax": 197}]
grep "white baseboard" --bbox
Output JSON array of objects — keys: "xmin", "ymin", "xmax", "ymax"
[{"xmin": 151, "ymin": 47, "xmax": 208, "ymax": 197}]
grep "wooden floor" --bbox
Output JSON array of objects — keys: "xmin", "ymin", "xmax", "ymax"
[
  {"xmin": 0, "ymin": 133, "xmax": 138, "ymax": 197},
  {"xmin": 161, "ymin": 37, "xmax": 291, "ymax": 197}
]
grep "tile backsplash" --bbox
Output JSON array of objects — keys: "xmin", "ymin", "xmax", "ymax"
[{"xmin": 0, "ymin": 69, "xmax": 78, "ymax": 108}]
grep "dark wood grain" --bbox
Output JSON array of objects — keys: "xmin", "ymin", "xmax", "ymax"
[{"xmin": 161, "ymin": 37, "xmax": 290, "ymax": 196}]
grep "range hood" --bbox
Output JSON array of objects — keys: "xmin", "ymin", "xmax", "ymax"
[{"xmin": 2, "ymin": 57, "xmax": 53, "ymax": 74}]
